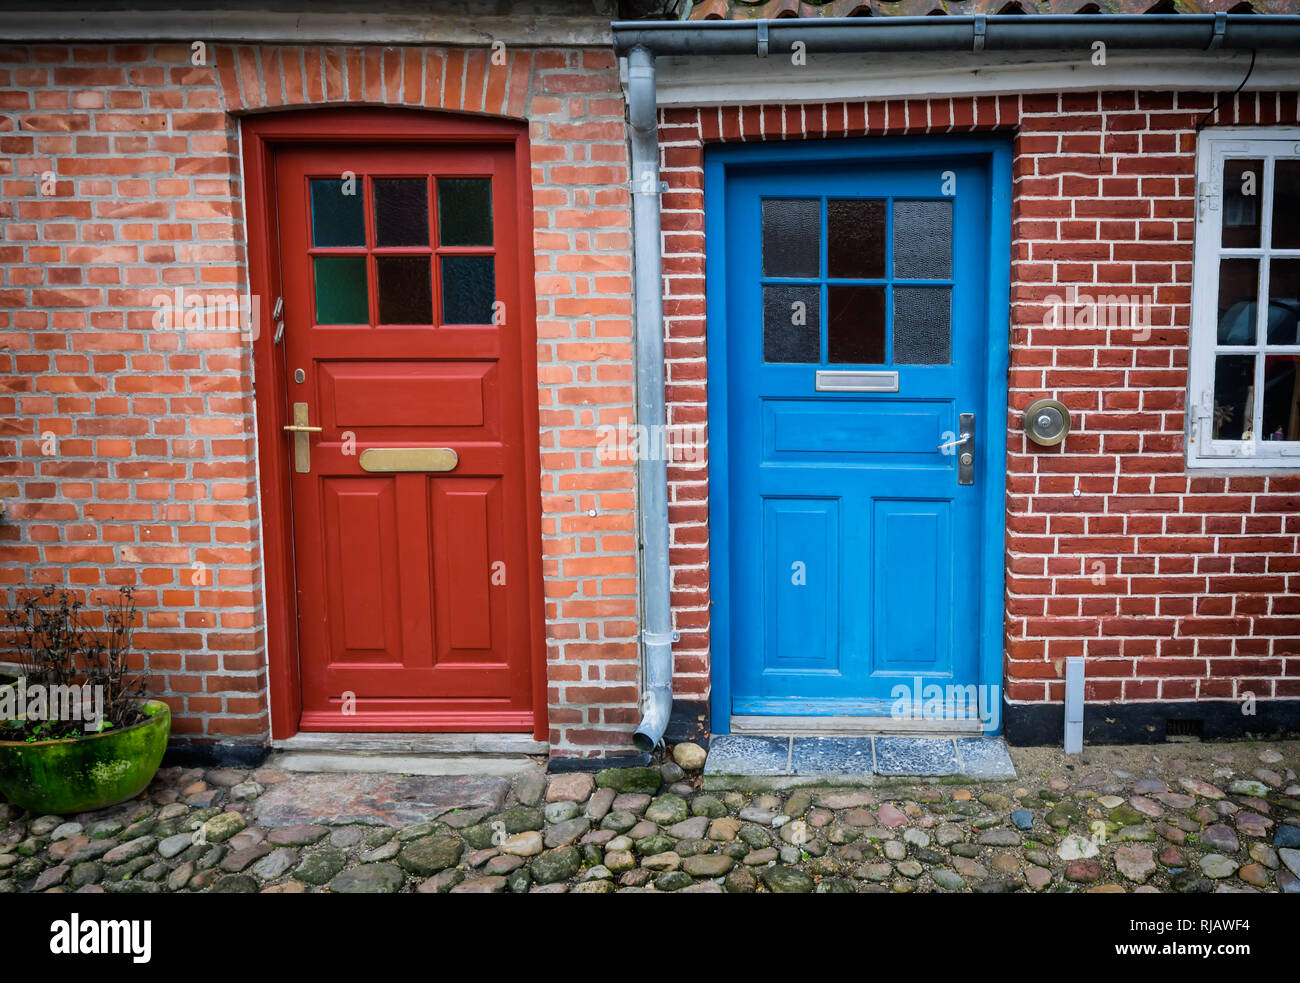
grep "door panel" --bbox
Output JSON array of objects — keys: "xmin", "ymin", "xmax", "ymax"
[
  {"xmin": 763, "ymin": 497, "xmax": 839, "ymax": 673},
  {"xmin": 872, "ymin": 499, "xmax": 951, "ymax": 671},
  {"xmin": 275, "ymin": 143, "xmax": 534, "ymax": 731},
  {"xmin": 726, "ymin": 156, "xmax": 991, "ymax": 717}
]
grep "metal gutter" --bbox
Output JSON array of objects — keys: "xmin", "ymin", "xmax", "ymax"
[{"xmin": 613, "ymin": 14, "xmax": 1300, "ymax": 55}]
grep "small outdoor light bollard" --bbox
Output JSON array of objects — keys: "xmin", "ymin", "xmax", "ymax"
[{"xmin": 1064, "ymin": 656, "xmax": 1084, "ymax": 754}]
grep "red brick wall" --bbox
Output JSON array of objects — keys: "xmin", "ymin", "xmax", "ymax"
[
  {"xmin": 0, "ymin": 42, "xmax": 639, "ymax": 756},
  {"xmin": 660, "ymin": 92, "xmax": 1300, "ymax": 715}
]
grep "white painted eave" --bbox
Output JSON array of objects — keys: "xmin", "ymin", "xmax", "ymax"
[{"xmin": 653, "ymin": 49, "xmax": 1300, "ymax": 106}]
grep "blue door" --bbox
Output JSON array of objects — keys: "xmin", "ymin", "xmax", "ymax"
[{"xmin": 708, "ymin": 138, "xmax": 1010, "ymax": 724}]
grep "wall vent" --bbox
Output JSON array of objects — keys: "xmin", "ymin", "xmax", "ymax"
[{"xmin": 1165, "ymin": 718, "xmax": 1204, "ymax": 741}]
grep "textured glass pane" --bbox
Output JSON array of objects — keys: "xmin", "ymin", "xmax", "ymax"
[
  {"xmin": 894, "ymin": 200, "xmax": 952, "ymax": 279},
  {"xmin": 1212, "ymin": 354, "xmax": 1255, "ymax": 440},
  {"xmin": 1267, "ymin": 259, "xmax": 1300, "ymax": 346},
  {"xmin": 762, "ymin": 285, "xmax": 820, "ymax": 363},
  {"xmin": 1263, "ymin": 355, "xmax": 1300, "ymax": 440},
  {"xmin": 828, "ymin": 285, "xmax": 885, "ymax": 364},
  {"xmin": 310, "ymin": 177, "xmax": 365, "ymax": 247},
  {"xmin": 1217, "ymin": 258, "xmax": 1258, "ymax": 345},
  {"xmin": 893, "ymin": 286, "xmax": 951, "ymax": 364},
  {"xmin": 314, "ymin": 256, "xmax": 368, "ymax": 324},
  {"xmin": 374, "ymin": 178, "xmax": 429, "ymax": 247},
  {"xmin": 1221, "ymin": 159, "xmax": 1263, "ymax": 248},
  {"xmin": 377, "ymin": 256, "xmax": 432, "ymax": 324},
  {"xmin": 827, "ymin": 199, "xmax": 885, "ymax": 279},
  {"xmin": 761, "ymin": 199, "xmax": 820, "ymax": 278},
  {"xmin": 1272, "ymin": 160, "xmax": 1300, "ymax": 249},
  {"xmin": 438, "ymin": 178, "xmax": 493, "ymax": 246},
  {"xmin": 441, "ymin": 255, "xmax": 495, "ymax": 324}
]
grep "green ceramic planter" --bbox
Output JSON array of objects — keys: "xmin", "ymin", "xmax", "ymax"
[{"xmin": 0, "ymin": 700, "xmax": 170, "ymax": 814}]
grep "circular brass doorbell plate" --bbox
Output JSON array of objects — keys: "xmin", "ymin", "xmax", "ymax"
[{"xmin": 1024, "ymin": 397, "xmax": 1070, "ymax": 446}]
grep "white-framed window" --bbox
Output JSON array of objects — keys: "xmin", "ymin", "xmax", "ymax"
[{"xmin": 1188, "ymin": 127, "xmax": 1300, "ymax": 469}]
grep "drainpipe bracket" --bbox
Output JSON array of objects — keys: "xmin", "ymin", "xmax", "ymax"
[
  {"xmin": 642, "ymin": 629, "xmax": 679, "ymax": 646},
  {"xmin": 629, "ymin": 179, "xmax": 669, "ymax": 196},
  {"xmin": 1208, "ymin": 11, "xmax": 1227, "ymax": 49},
  {"xmin": 973, "ymin": 14, "xmax": 987, "ymax": 53},
  {"xmin": 756, "ymin": 19, "xmax": 769, "ymax": 58}
]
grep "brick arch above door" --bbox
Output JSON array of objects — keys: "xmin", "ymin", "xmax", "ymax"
[{"xmin": 213, "ymin": 44, "xmax": 537, "ymax": 118}]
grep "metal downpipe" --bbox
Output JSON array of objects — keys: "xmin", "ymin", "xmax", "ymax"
[{"xmin": 627, "ymin": 45, "xmax": 674, "ymax": 754}]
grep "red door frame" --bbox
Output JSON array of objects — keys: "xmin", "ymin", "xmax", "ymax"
[{"xmin": 242, "ymin": 108, "xmax": 547, "ymax": 742}]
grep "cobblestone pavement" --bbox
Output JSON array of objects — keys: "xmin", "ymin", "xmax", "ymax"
[{"xmin": 1, "ymin": 740, "xmax": 1297, "ymax": 893}]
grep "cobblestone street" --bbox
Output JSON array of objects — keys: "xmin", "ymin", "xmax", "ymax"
[{"xmin": 2, "ymin": 740, "xmax": 1297, "ymax": 894}]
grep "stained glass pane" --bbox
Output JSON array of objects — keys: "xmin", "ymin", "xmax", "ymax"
[
  {"xmin": 894, "ymin": 200, "xmax": 953, "ymax": 279},
  {"xmin": 762, "ymin": 284, "xmax": 820, "ymax": 363},
  {"xmin": 827, "ymin": 199, "xmax": 885, "ymax": 279},
  {"xmin": 441, "ymin": 256, "xmax": 495, "ymax": 324},
  {"xmin": 314, "ymin": 256, "xmax": 368, "ymax": 324},
  {"xmin": 377, "ymin": 256, "xmax": 432, "ymax": 324},
  {"xmin": 828, "ymin": 285, "xmax": 885, "ymax": 364},
  {"xmin": 310, "ymin": 177, "xmax": 365, "ymax": 247},
  {"xmin": 893, "ymin": 286, "xmax": 951, "ymax": 364},
  {"xmin": 438, "ymin": 178, "xmax": 493, "ymax": 246},
  {"xmin": 761, "ymin": 199, "xmax": 819, "ymax": 278},
  {"xmin": 374, "ymin": 178, "xmax": 429, "ymax": 247}
]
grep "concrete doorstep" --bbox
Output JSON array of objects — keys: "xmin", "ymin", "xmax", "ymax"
[{"xmin": 704, "ymin": 735, "xmax": 1017, "ymax": 791}]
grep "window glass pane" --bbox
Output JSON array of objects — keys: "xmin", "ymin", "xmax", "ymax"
[
  {"xmin": 827, "ymin": 285, "xmax": 885, "ymax": 364},
  {"xmin": 761, "ymin": 199, "xmax": 820, "ymax": 278},
  {"xmin": 314, "ymin": 256, "xmax": 368, "ymax": 324},
  {"xmin": 1272, "ymin": 160, "xmax": 1300, "ymax": 249},
  {"xmin": 827, "ymin": 199, "xmax": 885, "ymax": 279},
  {"xmin": 441, "ymin": 255, "xmax": 495, "ymax": 324},
  {"xmin": 310, "ymin": 177, "xmax": 365, "ymax": 247},
  {"xmin": 374, "ymin": 178, "xmax": 429, "ymax": 247},
  {"xmin": 377, "ymin": 256, "xmax": 432, "ymax": 324},
  {"xmin": 1263, "ymin": 355, "xmax": 1300, "ymax": 440},
  {"xmin": 1212, "ymin": 354, "xmax": 1255, "ymax": 440},
  {"xmin": 1267, "ymin": 258, "xmax": 1300, "ymax": 346},
  {"xmin": 1221, "ymin": 159, "xmax": 1263, "ymax": 248},
  {"xmin": 1217, "ymin": 258, "xmax": 1258, "ymax": 345},
  {"xmin": 438, "ymin": 178, "xmax": 493, "ymax": 246},
  {"xmin": 893, "ymin": 286, "xmax": 951, "ymax": 364},
  {"xmin": 894, "ymin": 200, "xmax": 953, "ymax": 279},
  {"xmin": 762, "ymin": 285, "xmax": 820, "ymax": 363}
]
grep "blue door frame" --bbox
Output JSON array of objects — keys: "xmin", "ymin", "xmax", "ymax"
[{"xmin": 705, "ymin": 134, "xmax": 1012, "ymax": 736}]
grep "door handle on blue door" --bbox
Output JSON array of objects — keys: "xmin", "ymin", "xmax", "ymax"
[
  {"xmin": 938, "ymin": 412, "xmax": 976, "ymax": 486},
  {"xmin": 958, "ymin": 413, "xmax": 975, "ymax": 485}
]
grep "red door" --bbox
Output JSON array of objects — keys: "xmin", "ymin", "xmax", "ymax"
[{"xmin": 273, "ymin": 141, "xmax": 537, "ymax": 731}]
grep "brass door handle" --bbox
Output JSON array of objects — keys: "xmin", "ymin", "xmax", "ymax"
[{"xmin": 285, "ymin": 402, "xmax": 319, "ymax": 473}]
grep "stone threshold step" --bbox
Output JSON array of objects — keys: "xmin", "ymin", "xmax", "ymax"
[
  {"xmin": 703, "ymin": 735, "xmax": 1016, "ymax": 791},
  {"xmin": 273, "ymin": 732, "xmax": 549, "ymax": 756},
  {"xmin": 269, "ymin": 751, "xmax": 543, "ymax": 778}
]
